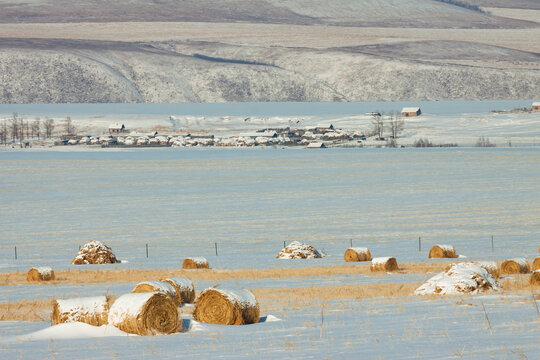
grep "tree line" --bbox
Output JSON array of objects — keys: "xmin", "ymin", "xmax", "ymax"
[{"xmin": 0, "ymin": 113, "xmax": 75, "ymax": 145}]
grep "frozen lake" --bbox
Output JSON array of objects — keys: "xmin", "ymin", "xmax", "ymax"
[
  {"xmin": 1, "ymin": 147, "xmax": 539, "ymax": 272},
  {"xmin": 0, "ymin": 99, "xmax": 536, "ymax": 117}
]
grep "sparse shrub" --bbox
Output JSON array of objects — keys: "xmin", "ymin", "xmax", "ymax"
[
  {"xmin": 413, "ymin": 138, "xmax": 433, "ymax": 147},
  {"xmin": 434, "ymin": 0, "xmax": 485, "ymax": 13}
]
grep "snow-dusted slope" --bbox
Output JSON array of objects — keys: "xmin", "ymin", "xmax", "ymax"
[{"xmin": 0, "ymin": 39, "xmax": 538, "ymax": 103}]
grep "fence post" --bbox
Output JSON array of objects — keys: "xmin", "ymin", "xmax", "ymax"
[
  {"xmin": 15, "ymin": 246, "xmax": 17, "ymax": 260},
  {"xmin": 146, "ymin": 243, "xmax": 148, "ymax": 258},
  {"xmin": 215, "ymin": 242, "xmax": 218, "ymax": 256},
  {"xmin": 418, "ymin": 237, "xmax": 421, "ymax": 252},
  {"xmin": 491, "ymin": 235, "xmax": 494, "ymax": 251}
]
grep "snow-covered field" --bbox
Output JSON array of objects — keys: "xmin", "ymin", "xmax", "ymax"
[{"xmin": 1, "ymin": 143, "xmax": 539, "ymax": 358}]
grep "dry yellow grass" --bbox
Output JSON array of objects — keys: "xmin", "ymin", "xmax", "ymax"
[
  {"xmin": 0, "ymin": 299, "xmax": 52, "ymax": 322},
  {"xmin": 0, "ymin": 22, "xmax": 538, "ymax": 52},
  {"xmin": 0, "ymin": 262, "xmax": 450, "ymax": 286}
]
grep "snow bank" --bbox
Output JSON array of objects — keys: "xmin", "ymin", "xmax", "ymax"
[
  {"xmin": 17, "ymin": 322, "xmax": 129, "ymax": 341},
  {"xmin": 415, "ymin": 262, "xmax": 500, "ymax": 295}
]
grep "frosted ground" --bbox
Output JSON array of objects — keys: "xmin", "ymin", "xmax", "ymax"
[{"xmin": 1, "ymin": 145, "xmax": 539, "ymax": 358}]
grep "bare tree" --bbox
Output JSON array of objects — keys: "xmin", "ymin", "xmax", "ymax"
[
  {"xmin": 44, "ymin": 118, "xmax": 55, "ymax": 138},
  {"xmin": 371, "ymin": 112, "xmax": 384, "ymax": 140},
  {"xmin": 10, "ymin": 113, "xmax": 19, "ymax": 142},
  {"xmin": 31, "ymin": 118, "xmax": 41, "ymax": 139},
  {"xmin": 0, "ymin": 120, "xmax": 7, "ymax": 144},
  {"xmin": 64, "ymin": 116, "xmax": 76, "ymax": 137},
  {"xmin": 476, "ymin": 136, "xmax": 495, "ymax": 147},
  {"xmin": 388, "ymin": 113, "xmax": 404, "ymax": 139}
]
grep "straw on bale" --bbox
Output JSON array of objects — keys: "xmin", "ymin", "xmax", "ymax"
[
  {"xmin": 531, "ymin": 270, "xmax": 540, "ymax": 286},
  {"xmin": 474, "ymin": 261, "xmax": 500, "ymax": 279},
  {"xmin": 276, "ymin": 241, "xmax": 325, "ymax": 259},
  {"xmin": 162, "ymin": 277, "xmax": 196, "ymax": 304},
  {"xmin": 52, "ymin": 295, "xmax": 114, "ymax": 326},
  {"xmin": 428, "ymin": 245, "xmax": 457, "ymax": 259},
  {"xmin": 344, "ymin": 247, "xmax": 371, "ymax": 262},
  {"xmin": 182, "ymin": 257, "xmax": 209, "ymax": 269},
  {"xmin": 27, "ymin": 267, "xmax": 55, "ymax": 281},
  {"xmin": 131, "ymin": 281, "xmax": 177, "ymax": 302},
  {"xmin": 194, "ymin": 288, "xmax": 259, "ymax": 325},
  {"xmin": 415, "ymin": 262, "xmax": 500, "ymax": 295},
  {"xmin": 500, "ymin": 258, "xmax": 530, "ymax": 274},
  {"xmin": 370, "ymin": 257, "xmax": 398, "ymax": 272},
  {"xmin": 532, "ymin": 257, "xmax": 540, "ymax": 271},
  {"xmin": 72, "ymin": 240, "xmax": 119, "ymax": 265},
  {"xmin": 108, "ymin": 292, "xmax": 180, "ymax": 335}
]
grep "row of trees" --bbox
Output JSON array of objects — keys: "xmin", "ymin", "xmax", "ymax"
[
  {"xmin": 370, "ymin": 112, "xmax": 404, "ymax": 140},
  {"xmin": 0, "ymin": 113, "xmax": 75, "ymax": 144}
]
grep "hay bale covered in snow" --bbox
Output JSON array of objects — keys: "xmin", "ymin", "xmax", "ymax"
[
  {"xmin": 474, "ymin": 261, "xmax": 500, "ymax": 279},
  {"xmin": 415, "ymin": 263, "xmax": 500, "ymax": 295},
  {"xmin": 531, "ymin": 270, "xmax": 540, "ymax": 286},
  {"xmin": 344, "ymin": 247, "xmax": 371, "ymax": 262},
  {"xmin": 276, "ymin": 241, "xmax": 325, "ymax": 259},
  {"xmin": 52, "ymin": 296, "xmax": 114, "ymax": 326},
  {"xmin": 182, "ymin": 257, "xmax": 209, "ymax": 269},
  {"xmin": 500, "ymin": 258, "xmax": 530, "ymax": 275},
  {"xmin": 370, "ymin": 257, "xmax": 398, "ymax": 272},
  {"xmin": 72, "ymin": 241, "xmax": 119, "ymax": 265},
  {"xmin": 27, "ymin": 267, "xmax": 55, "ymax": 282},
  {"xmin": 131, "ymin": 281, "xmax": 177, "ymax": 302},
  {"xmin": 428, "ymin": 245, "xmax": 457, "ymax": 259},
  {"xmin": 194, "ymin": 288, "xmax": 259, "ymax": 325},
  {"xmin": 162, "ymin": 277, "xmax": 196, "ymax": 304},
  {"xmin": 532, "ymin": 257, "xmax": 540, "ymax": 271},
  {"xmin": 108, "ymin": 292, "xmax": 180, "ymax": 336}
]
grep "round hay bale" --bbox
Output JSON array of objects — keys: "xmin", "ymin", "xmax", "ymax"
[
  {"xmin": 72, "ymin": 241, "xmax": 119, "ymax": 265},
  {"xmin": 428, "ymin": 245, "xmax": 457, "ymax": 259},
  {"xmin": 370, "ymin": 257, "xmax": 398, "ymax": 272},
  {"xmin": 500, "ymin": 258, "xmax": 530, "ymax": 275},
  {"xmin": 532, "ymin": 257, "xmax": 540, "ymax": 271},
  {"xmin": 182, "ymin": 257, "xmax": 209, "ymax": 269},
  {"xmin": 27, "ymin": 267, "xmax": 55, "ymax": 282},
  {"xmin": 475, "ymin": 261, "xmax": 500, "ymax": 279},
  {"xmin": 52, "ymin": 296, "xmax": 114, "ymax": 326},
  {"xmin": 276, "ymin": 241, "xmax": 325, "ymax": 259},
  {"xmin": 194, "ymin": 288, "xmax": 259, "ymax": 325},
  {"xmin": 131, "ymin": 281, "xmax": 177, "ymax": 303},
  {"xmin": 162, "ymin": 277, "xmax": 196, "ymax": 304},
  {"xmin": 344, "ymin": 247, "xmax": 371, "ymax": 262},
  {"xmin": 531, "ymin": 270, "xmax": 540, "ymax": 286},
  {"xmin": 108, "ymin": 292, "xmax": 180, "ymax": 336}
]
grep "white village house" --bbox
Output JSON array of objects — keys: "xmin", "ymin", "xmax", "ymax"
[{"xmin": 533, "ymin": 102, "xmax": 540, "ymax": 111}]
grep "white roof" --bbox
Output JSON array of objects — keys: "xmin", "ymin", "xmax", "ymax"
[
  {"xmin": 109, "ymin": 123, "xmax": 124, "ymax": 129},
  {"xmin": 306, "ymin": 142, "xmax": 325, "ymax": 148},
  {"xmin": 401, "ymin": 107, "xmax": 420, "ymax": 113},
  {"xmin": 533, "ymin": 102, "xmax": 540, "ymax": 106},
  {"xmin": 239, "ymin": 131, "xmax": 276, "ymax": 138}
]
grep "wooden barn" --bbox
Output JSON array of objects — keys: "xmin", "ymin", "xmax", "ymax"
[
  {"xmin": 109, "ymin": 123, "xmax": 126, "ymax": 134},
  {"xmin": 533, "ymin": 102, "xmax": 540, "ymax": 111},
  {"xmin": 401, "ymin": 107, "xmax": 421, "ymax": 117}
]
